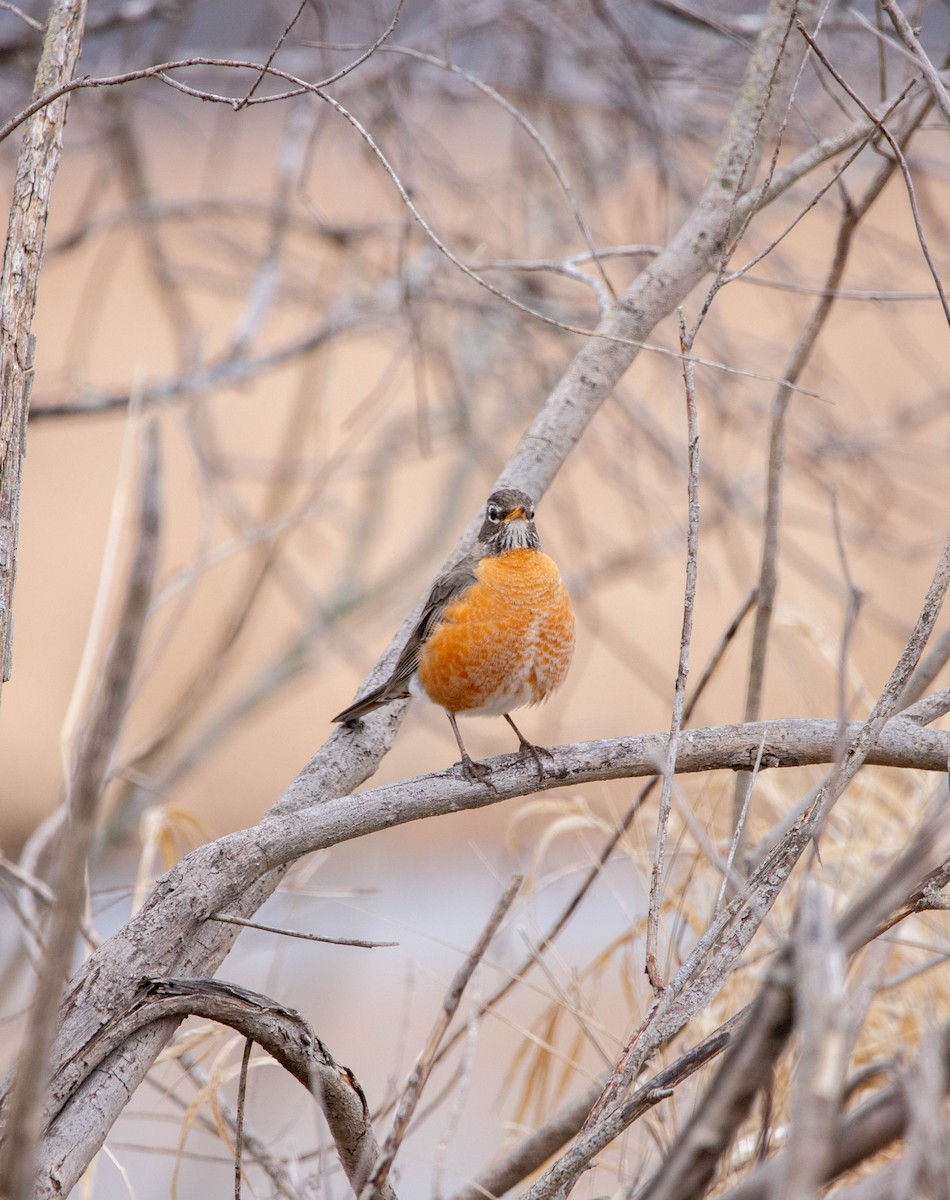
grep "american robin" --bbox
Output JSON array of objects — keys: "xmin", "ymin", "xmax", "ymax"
[{"xmin": 332, "ymin": 488, "xmax": 575, "ymax": 781}]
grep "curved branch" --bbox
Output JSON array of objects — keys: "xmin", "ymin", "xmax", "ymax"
[{"xmin": 58, "ymin": 976, "xmax": 393, "ymax": 1200}]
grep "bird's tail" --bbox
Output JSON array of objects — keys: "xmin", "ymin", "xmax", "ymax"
[{"xmin": 332, "ymin": 681, "xmax": 407, "ymax": 724}]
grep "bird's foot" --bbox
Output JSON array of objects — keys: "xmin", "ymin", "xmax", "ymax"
[
  {"xmin": 515, "ymin": 739, "xmax": 561, "ymax": 781},
  {"xmin": 457, "ymin": 752, "xmax": 496, "ymax": 789}
]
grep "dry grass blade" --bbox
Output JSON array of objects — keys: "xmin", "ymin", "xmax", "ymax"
[{"xmin": 0, "ymin": 420, "xmax": 160, "ymax": 1199}]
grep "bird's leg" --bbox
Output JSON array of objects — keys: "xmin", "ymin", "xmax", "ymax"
[
  {"xmin": 503, "ymin": 714, "xmax": 556, "ymax": 779},
  {"xmin": 446, "ymin": 712, "xmax": 494, "ymax": 785}
]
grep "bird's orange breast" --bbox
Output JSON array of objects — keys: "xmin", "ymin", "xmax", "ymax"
[{"xmin": 416, "ymin": 548, "xmax": 575, "ymax": 716}]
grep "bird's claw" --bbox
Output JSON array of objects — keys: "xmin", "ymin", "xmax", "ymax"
[
  {"xmin": 516, "ymin": 740, "xmax": 564, "ymax": 781},
  {"xmin": 458, "ymin": 754, "xmax": 497, "ymax": 790}
]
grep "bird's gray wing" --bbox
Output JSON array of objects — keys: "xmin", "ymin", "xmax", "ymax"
[
  {"xmin": 384, "ymin": 555, "xmax": 479, "ymax": 690},
  {"xmin": 332, "ymin": 554, "xmax": 478, "ymax": 721}
]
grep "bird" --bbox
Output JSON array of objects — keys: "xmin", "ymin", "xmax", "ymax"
[{"xmin": 332, "ymin": 487, "xmax": 575, "ymax": 782}]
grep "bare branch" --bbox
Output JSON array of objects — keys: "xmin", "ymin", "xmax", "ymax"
[
  {"xmin": 0, "ymin": 0, "xmax": 87, "ymax": 692},
  {"xmin": 719, "ymin": 1023, "xmax": 950, "ymax": 1200},
  {"xmin": 797, "ymin": 21, "xmax": 950, "ymax": 329},
  {"xmin": 898, "ymin": 627, "xmax": 950, "ymax": 709},
  {"xmin": 208, "ymin": 913, "xmax": 398, "ymax": 949},
  {"xmin": 772, "ymin": 879, "xmax": 848, "ymax": 1200},
  {"xmin": 734, "ymin": 113, "xmax": 921, "ymax": 833},
  {"xmin": 879, "ymin": 0, "xmax": 950, "ymax": 125},
  {"xmin": 900, "ymin": 685, "xmax": 950, "ymax": 727},
  {"xmin": 60, "ymin": 976, "xmax": 392, "ymax": 1200},
  {"xmin": 611, "ymin": 804, "xmax": 950, "ymax": 1200}
]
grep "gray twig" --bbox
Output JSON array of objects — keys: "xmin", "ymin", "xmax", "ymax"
[
  {"xmin": 645, "ymin": 309, "xmax": 701, "ymax": 993},
  {"xmin": 362, "ymin": 877, "xmax": 522, "ymax": 1198}
]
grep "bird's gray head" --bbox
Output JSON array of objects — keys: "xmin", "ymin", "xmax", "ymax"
[{"xmin": 478, "ymin": 488, "xmax": 542, "ymax": 554}]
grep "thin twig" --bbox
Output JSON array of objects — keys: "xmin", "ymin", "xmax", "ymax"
[
  {"xmin": 645, "ymin": 309, "xmax": 701, "ymax": 992},
  {"xmin": 797, "ymin": 21, "xmax": 950, "ymax": 328},
  {"xmin": 363, "ymin": 876, "xmax": 522, "ymax": 1197},
  {"xmin": 348, "ymin": 42, "xmax": 618, "ymax": 307},
  {"xmin": 233, "ymin": 1037, "xmax": 252, "ymax": 1200},
  {"xmin": 878, "ymin": 0, "xmax": 950, "ymax": 125},
  {"xmin": 235, "ymin": 0, "xmax": 307, "ymax": 108},
  {"xmin": 732, "ymin": 108, "xmax": 924, "ymax": 837},
  {"xmin": 209, "ymin": 912, "xmax": 397, "ymax": 949}
]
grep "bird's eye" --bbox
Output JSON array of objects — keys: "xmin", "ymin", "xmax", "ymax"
[{"xmin": 487, "ymin": 505, "xmax": 501, "ymax": 522}]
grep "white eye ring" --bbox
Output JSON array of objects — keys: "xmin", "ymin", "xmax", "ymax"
[{"xmin": 487, "ymin": 505, "xmax": 502, "ymax": 522}]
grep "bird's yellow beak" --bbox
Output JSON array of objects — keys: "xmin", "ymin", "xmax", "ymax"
[{"xmin": 503, "ymin": 507, "xmax": 527, "ymax": 522}]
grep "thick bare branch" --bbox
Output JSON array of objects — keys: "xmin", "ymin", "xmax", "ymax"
[
  {"xmin": 0, "ymin": 0, "xmax": 87, "ymax": 692},
  {"xmin": 61, "ymin": 976, "xmax": 393, "ymax": 1200}
]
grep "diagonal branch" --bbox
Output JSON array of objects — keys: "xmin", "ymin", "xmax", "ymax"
[{"xmin": 879, "ymin": 0, "xmax": 950, "ymax": 125}]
